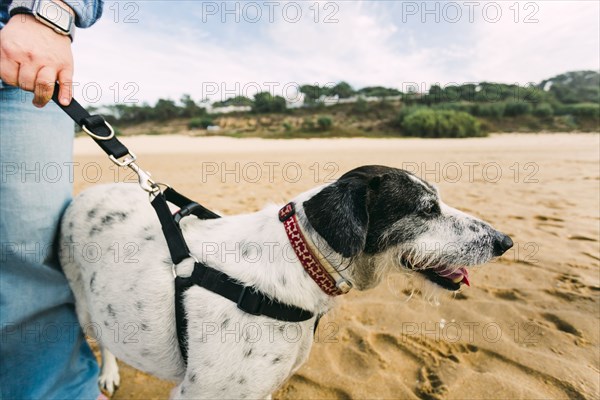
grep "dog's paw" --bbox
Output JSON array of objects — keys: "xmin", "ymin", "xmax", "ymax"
[{"xmin": 98, "ymin": 362, "xmax": 120, "ymax": 396}]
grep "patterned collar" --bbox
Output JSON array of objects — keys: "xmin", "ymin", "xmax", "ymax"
[{"xmin": 278, "ymin": 203, "xmax": 352, "ymax": 296}]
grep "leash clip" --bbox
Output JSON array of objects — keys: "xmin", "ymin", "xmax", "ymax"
[
  {"xmin": 109, "ymin": 152, "xmax": 159, "ymax": 194},
  {"xmin": 129, "ymin": 162, "xmax": 159, "ymax": 193}
]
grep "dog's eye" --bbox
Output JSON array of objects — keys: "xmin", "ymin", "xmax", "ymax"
[{"xmin": 422, "ymin": 203, "xmax": 438, "ymax": 216}]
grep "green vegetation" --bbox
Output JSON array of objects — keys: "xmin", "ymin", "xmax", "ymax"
[
  {"xmin": 96, "ymin": 94, "xmax": 207, "ymax": 126},
  {"xmin": 188, "ymin": 117, "xmax": 213, "ymax": 129},
  {"xmin": 533, "ymin": 103, "xmax": 554, "ymax": 118},
  {"xmin": 212, "ymin": 95, "xmax": 253, "ymax": 108},
  {"xmin": 504, "ymin": 101, "xmax": 533, "ymax": 117},
  {"xmin": 539, "ymin": 71, "xmax": 599, "ymax": 104},
  {"xmin": 357, "ymin": 86, "xmax": 402, "ymax": 97},
  {"xmin": 252, "ymin": 92, "xmax": 287, "ymax": 114},
  {"xmin": 90, "ymin": 71, "xmax": 599, "ymax": 138},
  {"xmin": 556, "ymin": 103, "xmax": 599, "ymax": 117},
  {"xmin": 472, "ymin": 103, "xmax": 505, "ymax": 118},
  {"xmin": 179, "ymin": 94, "xmax": 206, "ymax": 118},
  {"xmin": 317, "ymin": 116, "xmax": 333, "ymax": 131},
  {"xmin": 402, "ymin": 109, "xmax": 482, "ymax": 138},
  {"xmin": 299, "ymin": 81, "xmax": 356, "ymax": 102}
]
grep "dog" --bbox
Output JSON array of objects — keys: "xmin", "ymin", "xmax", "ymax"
[{"xmin": 59, "ymin": 165, "xmax": 513, "ymax": 399}]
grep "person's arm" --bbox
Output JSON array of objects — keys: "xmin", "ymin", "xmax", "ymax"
[{"xmin": 0, "ymin": 0, "xmax": 103, "ymax": 107}]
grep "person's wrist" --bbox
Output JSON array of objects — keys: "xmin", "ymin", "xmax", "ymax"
[{"xmin": 8, "ymin": 0, "xmax": 75, "ymax": 41}]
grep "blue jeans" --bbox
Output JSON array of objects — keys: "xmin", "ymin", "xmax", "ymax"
[{"xmin": 0, "ymin": 86, "xmax": 100, "ymax": 399}]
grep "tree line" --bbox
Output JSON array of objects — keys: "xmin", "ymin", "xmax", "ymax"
[{"xmin": 91, "ymin": 70, "xmax": 599, "ymax": 137}]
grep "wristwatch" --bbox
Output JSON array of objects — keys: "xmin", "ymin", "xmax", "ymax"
[{"xmin": 9, "ymin": 0, "xmax": 75, "ymax": 41}]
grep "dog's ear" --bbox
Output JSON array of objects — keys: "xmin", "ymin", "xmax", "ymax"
[{"xmin": 303, "ymin": 174, "xmax": 382, "ymax": 258}]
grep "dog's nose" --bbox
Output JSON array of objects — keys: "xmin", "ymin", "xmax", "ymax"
[{"xmin": 493, "ymin": 232, "xmax": 513, "ymax": 256}]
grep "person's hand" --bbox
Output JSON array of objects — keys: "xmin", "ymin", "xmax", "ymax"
[{"xmin": 0, "ymin": 2, "xmax": 75, "ymax": 107}]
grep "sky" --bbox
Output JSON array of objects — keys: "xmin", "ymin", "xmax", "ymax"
[{"xmin": 71, "ymin": 0, "xmax": 600, "ymax": 105}]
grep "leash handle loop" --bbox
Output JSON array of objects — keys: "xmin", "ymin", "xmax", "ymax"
[
  {"xmin": 80, "ymin": 115, "xmax": 115, "ymax": 140},
  {"xmin": 51, "ymin": 84, "xmax": 159, "ymax": 194}
]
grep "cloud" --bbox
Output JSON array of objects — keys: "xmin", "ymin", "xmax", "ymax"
[
  {"xmin": 464, "ymin": 1, "xmax": 600, "ymax": 84},
  {"xmin": 71, "ymin": 1, "xmax": 599, "ymax": 105}
]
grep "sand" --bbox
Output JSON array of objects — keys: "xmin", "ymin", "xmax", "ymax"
[{"xmin": 72, "ymin": 133, "xmax": 600, "ymax": 399}]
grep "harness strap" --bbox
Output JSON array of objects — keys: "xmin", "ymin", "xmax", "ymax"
[
  {"xmin": 150, "ymin": 188, "xmax": 221, "ymax": 265},
  {"xmin": 164, "ymin": 187, "xmax": 220, "ymax": 220},
  {"xmin": 175, "ymin": 262, "xmax": 315, "ymax": 362},
  {"xmin": 151, "ymin": 193, "xmax": 192, "ymax": 265},
  {"xmin": 151, "ymin": 190, "xmax": 314, "ymax": 365}
]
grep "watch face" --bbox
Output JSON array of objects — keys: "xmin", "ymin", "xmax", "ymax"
[{"xmin": 35, "ymin": 0, "xmax": 72, "ymax": 32}]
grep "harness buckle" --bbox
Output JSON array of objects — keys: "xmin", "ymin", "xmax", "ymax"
[
  {"xmin": 336, "ymin": 279, "xmax": 353, "ymax": 293},
  {"xmin": 237, "ymin": 287, "xmax": 265, "ymax": 316},
  {"xmin": 278, "ymin": 202, "xmax": 295, "ymax": 222},
  {"xmin": 173, "ymin": 202, "xmax": 201, "ymax": 226}
]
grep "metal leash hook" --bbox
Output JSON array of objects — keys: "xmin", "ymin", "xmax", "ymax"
[
  {"xmin": 109, "ymin": 152, "xmax": 160, "ymax": 194},
  {"xmin": 50, "ymin": 85, "xmax": 166, "ymax": 196}
]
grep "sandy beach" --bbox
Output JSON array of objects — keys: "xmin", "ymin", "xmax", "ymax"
[{"xmin": 72, "ymin": 133, "xmax": 599, "ymax": 399}]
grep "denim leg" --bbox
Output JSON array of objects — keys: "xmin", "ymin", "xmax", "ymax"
[{"xmin": 0, "ymin": 87, "xmax": 100, "ymax": 400}]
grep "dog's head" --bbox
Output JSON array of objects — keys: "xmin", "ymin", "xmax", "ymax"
[{"xmin": 299, "ymin": 165, "xmax": 513, "ymax": 291}]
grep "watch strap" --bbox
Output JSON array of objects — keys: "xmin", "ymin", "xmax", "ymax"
[{"xmin": 8, "ymin": 0, "xmax": 35, "ymax": 16}]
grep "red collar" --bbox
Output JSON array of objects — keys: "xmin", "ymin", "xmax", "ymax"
[{"xmin": 279, "ymin": 203, "xmax": 352, "ymax": 296}]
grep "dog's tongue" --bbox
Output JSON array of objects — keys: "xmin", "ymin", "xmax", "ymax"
[
  {"xmin": 461, "ymin": 269, "xmax": 470, "ymax": 287},
  {"xmin": 434, "ymin": 266, "xmax": 470, "ymax": 287}
]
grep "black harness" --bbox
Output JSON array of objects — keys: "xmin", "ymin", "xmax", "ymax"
[{"xmin": 52, "ymin": 88, "xmax": 315, "ymax": 365}]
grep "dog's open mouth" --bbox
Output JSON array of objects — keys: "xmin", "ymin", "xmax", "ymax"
[{"xmin": 401, "ymin": 258, "xmax": 470, "ymax": 291}]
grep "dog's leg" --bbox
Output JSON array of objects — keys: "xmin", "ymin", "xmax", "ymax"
[{"xmin": 98, "ymin": 346, "xmax": 120, "ymax": 396}]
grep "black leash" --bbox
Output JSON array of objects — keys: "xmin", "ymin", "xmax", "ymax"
[
  {"xmin": 51, "ymin": 92, "xmax": 128, "ymax": 159},
  {"xmin": 52, "ymin": 87, "xmax": 314, "ymax": 366}
]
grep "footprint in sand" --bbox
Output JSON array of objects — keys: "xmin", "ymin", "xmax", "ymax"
[
  {"xmin": 533, "ymin": 215, "xmax": 565, "ymax": 235},
  {"xmin": 370, "ymin": 333, "xmax": 476, "ymax": 400},
  {"xmin": 368, "ymin": 331, "xmax": 586, "ymax": 400},
  {"xmin": 534, "ymin": 215, "xmax": 565, "ymax": 222},
  {"xmin": 461, "ymin": 347, "xmax": 587, "ymax": 399},
  {"xmin": 492, "ymin": 288, "xmax": 524, "ymax": 301},
  {"xmin": 416, "ymin": 366, "xmax": 447, "ymax": 400},
  {"xmin": 279, "ymin": 374, "xmax": 352, "ymax": 400},
  {"xmin": 581, "ymin": 252, "xmax": 600, "ymax": 262},
  {"xmin": 541, "ymin": 313, "xmax": 582, "ymax": 337},
  {"xmin": 333, "ymin": 328, "xmax": 385, "ymax": 378},
  {"xmin": 544, "ymin": 288, "xmax": 594, "ymax": 302},
  {"xmin": 539, "ymin": 200, "xmax": 576, "ymax": 210},
  {"xmin": 568, "ymin": 235, "xmax": 598, "ymax": 242},
  {"xmin": 545, "ymin": 273, "xmax": 597, "ymax": 302},
  {"xmin": 555, "ymin": 273, "xmax": 592, "ymax": 292},
  {"xmin": 454, "ymin": 292, "xmax": 469, "ymax": 300}
]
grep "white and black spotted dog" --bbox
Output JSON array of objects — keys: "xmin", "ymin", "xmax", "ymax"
[{"xmin": 59, "ymin": 165, "xmax": 513, "ymax": 399}]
